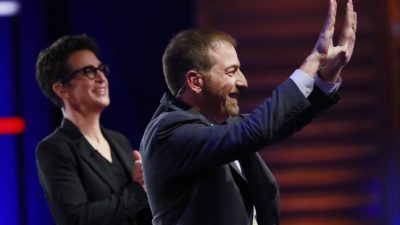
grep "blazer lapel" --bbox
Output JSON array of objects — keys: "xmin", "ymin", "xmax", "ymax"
[
  {"xmin": 229, "ymin": 163, "xmax": 253, "ymax": 216},
  {"xmin": 230, "ymin": 161, "xmax": 248, "ymax": 183},
  {"xmin": 102, "ymin": 129, "xmax": 134, "ymax": 174},
  {"xmin": 240, "ymin": 153, "xmax": 280, "ymax": 225},
  {"xmin": 61, "ymin": 119, "xmax": 119, "ymax": 192}
]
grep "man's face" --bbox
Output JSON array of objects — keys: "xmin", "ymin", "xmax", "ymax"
[{"xmin": 200, "ymin": 41, "xmax": 248, "ymax": 122}]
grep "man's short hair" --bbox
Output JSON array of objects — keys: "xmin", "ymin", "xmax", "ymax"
[{"xmin": 162, "ymin": 29, "xmax": 236, "ymax": 96}]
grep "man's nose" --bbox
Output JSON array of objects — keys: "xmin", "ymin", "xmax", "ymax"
[{"xmin": 235, "ymin": 70, "xmax": 248, "ymax": 89}]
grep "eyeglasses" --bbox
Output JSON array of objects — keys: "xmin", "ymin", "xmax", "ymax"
[{"xmin": 59, "ymin": 64, "xmax": 109, "ymax": 84}]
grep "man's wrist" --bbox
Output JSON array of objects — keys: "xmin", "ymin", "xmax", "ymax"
[
  {"xmin": 315, "ymin": 73, "xmax": 342, "ymax": 96},
  {"xmin": 299, "ymin": 52, "xmax": 324, "ymax": 77},
  {"xmin": 319, "ymin": 64, "xmax": 344, "ymax": 83}
]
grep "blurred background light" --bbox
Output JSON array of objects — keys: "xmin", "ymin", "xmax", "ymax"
[{"xmin": 0, "ymin": 1, "xmax": 20, "ymax": 16}]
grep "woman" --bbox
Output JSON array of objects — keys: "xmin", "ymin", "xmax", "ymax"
[{"xmin": 35, "ymin": 34, "xmax": 152, "ymax": 225}]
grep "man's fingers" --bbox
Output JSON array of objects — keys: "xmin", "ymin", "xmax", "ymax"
[
  {"xmin": 329, "ymin": 0, "xmax": 337, "ymax": 27},
  {"xmin": 353, "ymin": 12, "xmax": 358, "ymax": 32},
  {"xmin": 132, "ymin": 150, "xmax": 141, "ymax": 161},
  {"xmin": 344, "ymin": 0, "xmax": 355, "ymax": 30},
  {"xmin": 315, "ymin": 0, "xmax": 337, "ymax": 54},
  {"xmin": 339, "ymin": 0, "xmax": 357, "ymax": 46},
  {"xmin": 345, "ymin": 12, "xmax": 357, "ymax": 56},
  {"xmin": 325, "ymin": 0, "xmax": 337, "ymax": 35}
]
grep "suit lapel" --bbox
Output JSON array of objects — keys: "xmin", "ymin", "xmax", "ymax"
[
  {"xmin": 229, "ymin": 163, "xmax": 253, "ymax": 216},
  {"xmin": 230, "ymin": 161, "xmax": 248, "ymax": 183},
  {"xmin": 61, "ymin": 119, "xmax": 119, "ymax": 192},
  {"xmin": 102, "ymin": 129, "xmax": 134, "ymax": 174},
  {"xmin": 240, "ymin": 153, "xmax": 280, "ymax": 225},
  {"xmin": 77, "ymin": 141, "xmax": 119, "ymax": 192}
]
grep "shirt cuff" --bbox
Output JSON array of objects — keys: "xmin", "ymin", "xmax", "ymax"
[
  {"xmin": 289, "ymin": 69, "xmax": 314, "ymax": 97},
  {"xmin": 315, "ymin": 74, "xmax": 341, "ymax": 96}
]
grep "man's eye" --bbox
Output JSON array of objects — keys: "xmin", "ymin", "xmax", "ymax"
[{"xmin": 227, "ymin": 71, "xmax": 235, "ymax": 76}]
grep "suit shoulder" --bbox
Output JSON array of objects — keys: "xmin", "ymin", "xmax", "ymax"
[
  {"xmin": 37, "ymin": 128, "xmax": 68, "ymax": 148},
  {"xmin": 149, "ymin": 110, "xmax": 205, "ymax": 131},
  {"xmin": 36, "ymin": 128, "xmax": 76, "ymax": 160},
  {"xmin": 141, "ymin": 110, "xmax": 206, "ymax": 148}
]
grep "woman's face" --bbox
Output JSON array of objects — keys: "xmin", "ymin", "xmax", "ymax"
[{"xmin": 62, "ymin": 49, "xmax": 110, "ymax": 113}]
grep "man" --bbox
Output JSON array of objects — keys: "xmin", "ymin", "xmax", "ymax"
[{"xmin": 140, "ymin": 0, "xmax": 357, "ymax": 224}]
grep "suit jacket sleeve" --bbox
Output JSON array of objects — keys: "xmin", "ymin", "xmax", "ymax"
[
  {"xmin": 36, "ymin": 133, "xmax": 149, "ymax": 225},
  {"xmin": 143, "ymin": 79, "xmax": 338, "ymax": 179}
]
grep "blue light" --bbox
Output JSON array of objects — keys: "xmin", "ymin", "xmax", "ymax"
[
  {"xmin": 0, "ymin": 1, "xmax": 20, "ymax": 16},
  {"xmin": 0, "ymin": 15, "xmax": 19, "ymax": 225}
]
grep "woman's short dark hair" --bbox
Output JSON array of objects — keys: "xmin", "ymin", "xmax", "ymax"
[
  {"xmin": 35, "ymin": 34, "xmax": 99, "ymax": 107},
  {"xmin": 162, "ymin": 29, "xmax": 236, "ymax": 96}
]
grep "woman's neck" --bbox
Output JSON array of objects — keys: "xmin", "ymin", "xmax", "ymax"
[{"xmin": 63, "ymin": 107, "xmax": 102, "ymax": 140}]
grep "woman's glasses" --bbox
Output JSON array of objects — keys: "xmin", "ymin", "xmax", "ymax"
[{"xmin": 59, "ymin": 64, "xmax": 109, "ymax": 84}]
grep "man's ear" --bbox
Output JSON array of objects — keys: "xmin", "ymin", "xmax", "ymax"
[
  {"xmin": 52, "ymin": 82, "xmax": 68, "ymax": 100},
  {"xmin": 185, "ymin": 70, "xmax": 203, "ymax": 94}
]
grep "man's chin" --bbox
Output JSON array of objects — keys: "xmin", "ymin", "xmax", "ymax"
[{"xmin": 227, "ymin": 106, "xmax": 240, "ymax": 116}]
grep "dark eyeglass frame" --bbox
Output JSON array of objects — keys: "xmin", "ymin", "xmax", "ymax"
[{"xmin": 58, "ymin": 64, "xmax": 109, "ymax": 84}]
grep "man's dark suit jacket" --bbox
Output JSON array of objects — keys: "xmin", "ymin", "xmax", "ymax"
[
  {"xmin": 36, "ymin": 119, "xmax": 152, "ymax": 225},
  {"xmin": 140, "ymin": 79, "xmax": 338, "ymax": 225}
]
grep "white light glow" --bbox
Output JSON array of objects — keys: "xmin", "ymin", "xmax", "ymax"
[{"xmin": 0, "ymin": 1, "xmax": 20, "ymax": 16}]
